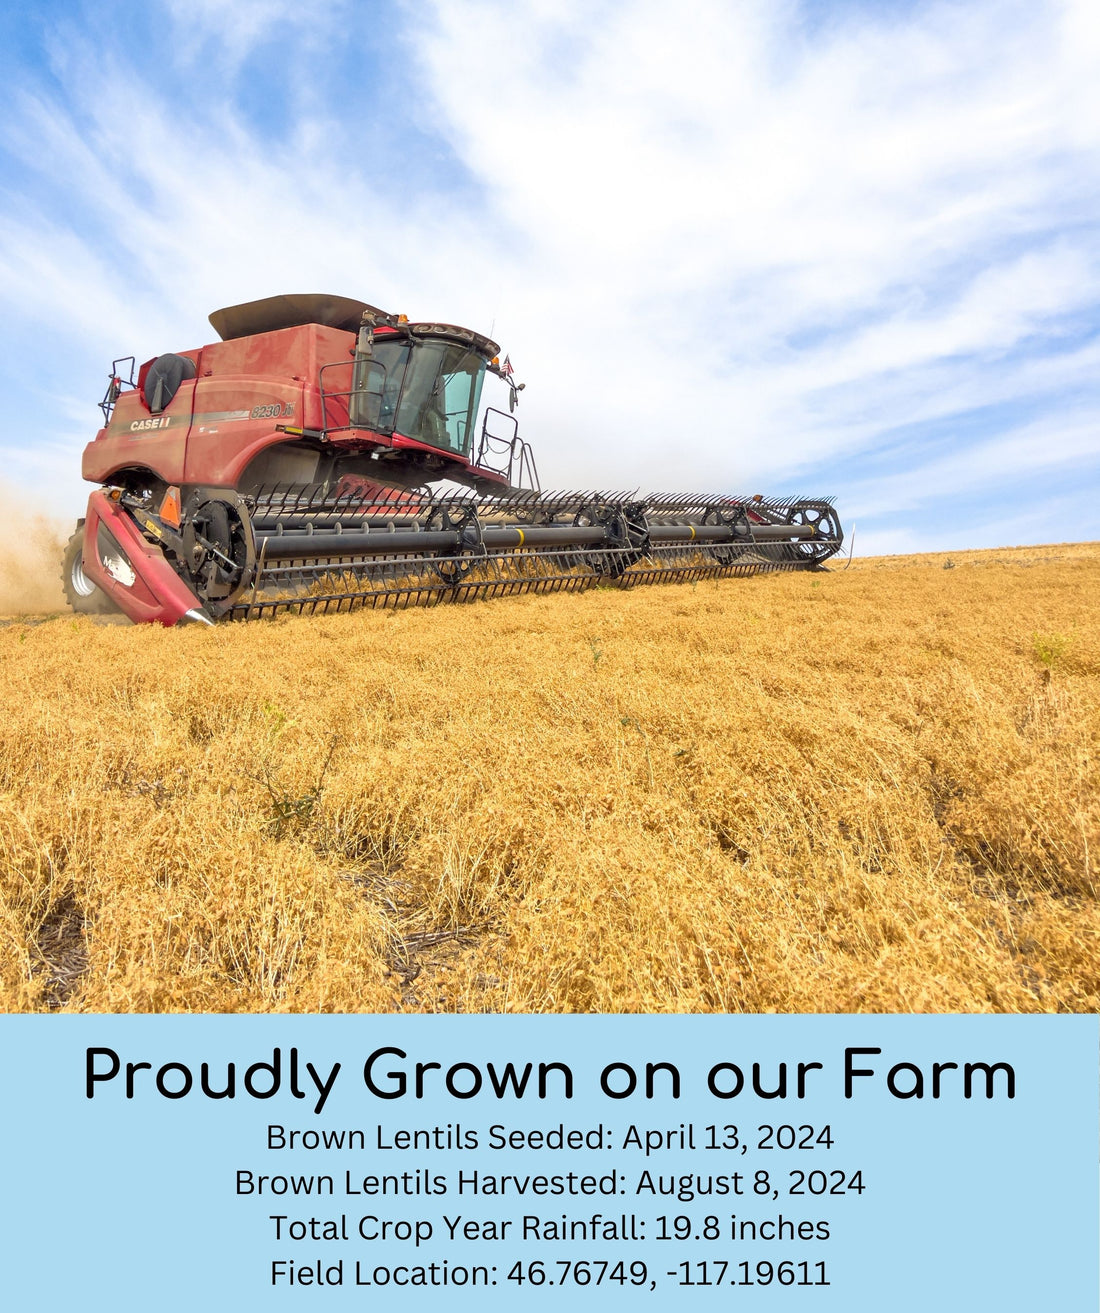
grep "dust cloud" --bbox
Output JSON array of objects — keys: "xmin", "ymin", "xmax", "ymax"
[{"xmin": 0, "ymin": 485, "xmax": 70, "ymax": 614}]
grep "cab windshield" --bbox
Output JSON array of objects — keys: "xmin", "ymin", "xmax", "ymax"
[{"xmin": 351, "ymin": 337, "xmax": 486, "ymax": 456}]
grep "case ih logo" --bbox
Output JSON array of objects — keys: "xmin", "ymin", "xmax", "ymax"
[{"xmin": 129, "ymin": 416, "xmax": 173, "ymax": 432}]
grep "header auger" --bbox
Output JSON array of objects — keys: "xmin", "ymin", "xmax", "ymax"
[{"xmin": 64, "ymin": 293, "xmax": 843, "ymax": 625}]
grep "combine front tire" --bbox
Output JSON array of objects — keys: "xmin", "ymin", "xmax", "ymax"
[{"xmin": 61, "ymin": 527, "xmax": 120, "ymax": 615}]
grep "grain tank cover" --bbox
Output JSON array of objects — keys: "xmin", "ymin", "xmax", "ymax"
[{"xmin": 208, "ymin": 293, "xmax": 392, "ymax": 341}]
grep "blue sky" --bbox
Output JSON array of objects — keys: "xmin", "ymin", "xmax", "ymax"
[{"xmin": 0, "ymin": 0, "xmax": 1097, "ymax": 554}]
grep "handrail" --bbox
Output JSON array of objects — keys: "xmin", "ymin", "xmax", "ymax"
[
  {"xmin": 99, "ymin": 356, "xmax": 137, "ymax": 423},
  {"xmin": 318, "ymin": 359, "xmax": 395, "ymax": 434},
  {"xmin": 476, "ymin": 407, "xmax": 541, "ymax": 492}
]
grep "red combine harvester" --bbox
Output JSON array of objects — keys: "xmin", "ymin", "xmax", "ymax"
[{"xmin": 65, "ymin": 293, "xmax": 843, "ymax": 625}]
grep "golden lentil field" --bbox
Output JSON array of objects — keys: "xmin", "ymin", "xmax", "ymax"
[{"xmin": 1, "ymin": 541, "xmax": 1097, "ymax": 1014}]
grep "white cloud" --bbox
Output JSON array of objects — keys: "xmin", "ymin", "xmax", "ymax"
[
  {"xmin": 847, "ymin": 412, "xmax": 1100, "ymax": 518},
  {"xmin": 161, "ymin": 0, "xmax": 349, "ymax": 64}
]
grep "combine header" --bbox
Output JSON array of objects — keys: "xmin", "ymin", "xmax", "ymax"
[{"xmin": 65, "ymin": 293, "xmax": 843, "ymax": 624}]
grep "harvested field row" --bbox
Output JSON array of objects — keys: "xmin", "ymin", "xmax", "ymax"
[{"xmin": 1, "ymin": 541, "xmax": 1097, "ymax": 1013}]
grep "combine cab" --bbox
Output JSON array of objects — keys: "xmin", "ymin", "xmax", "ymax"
[{"xmin": 64, "ymin": 293, "xmax": 843, "ymax": 625}]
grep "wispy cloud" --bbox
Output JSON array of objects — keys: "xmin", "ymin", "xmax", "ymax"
[
  {"xmin": 0, "ymin": 0, "xmax": 1096, "ymax": 552},
  {"xmin": 161, "ymin": 0, "xmax": 350, "ymax": 65}
]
